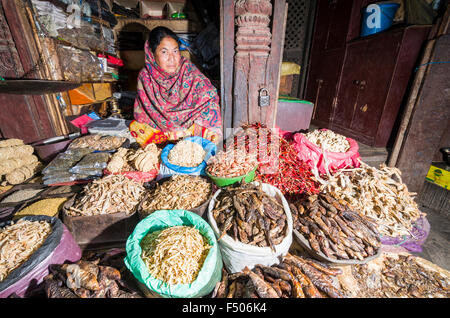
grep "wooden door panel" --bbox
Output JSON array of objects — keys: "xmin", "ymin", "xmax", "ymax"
[
  {"xmin": 305, "ymin": 49, "xmax": 345, "ymax": 125},
  {"xmin": 333, "ymin": 40, "xmax": 367, "ymax": 128},
  {"xmin": 326, "ymin": 0, "xmax": 354, "ymax": 50},
  {"xmin": 351, "ymin": 31, "xmax": 402, "ymax": 136}
]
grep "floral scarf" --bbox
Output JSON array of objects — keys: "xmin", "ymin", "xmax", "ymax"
[{"xmin": 134, "ymin": 41, "xmax": 222, "ymax": 139}]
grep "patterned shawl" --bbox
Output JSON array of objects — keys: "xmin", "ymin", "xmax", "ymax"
[{"xmin": 134, "ymin": 41, "xmax": 222, "ymax": 136}]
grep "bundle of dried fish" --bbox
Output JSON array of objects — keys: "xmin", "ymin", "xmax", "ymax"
[
  {"xmin": 212, "ymin": 183, "xmax": 287, "ymax": 251},
  {"xmin": 348, "ymin": 254, "xmax": 449, "ymax": 298},
  {"xmin": 207, "ymin": 148, "xmax": 258, "ymax": 178},
  {"xmin": 302, "ymin": 130, "xmax": 350, "ymax": 153},
  {"xmin": 212, "ymin": 253, "xmax": 344, "ymax": 298},
  {"xmin": 321, "ymin": 162, "xmax": 424, "ymax": 237},
  {"xmin": 67, "ymin": 175, "xmax": 145, "ymax": 216},
  {"xmin": 43, "ymin": 259, "xmax": 142, "ymax": 298},
  {"xmin": 290, "ymin": 193, "xmax": 380, "ymax": 261},
  {"xmin": 141, "ymin": 175, "xmax": 211, "ymax": 215},
  {"xmin": 107, "ymin": 144, "xmax": 161, "ymax": 173},
  {"xmin": 140, "ymin": 226, "xmax": 211, "ymax": 285},
  {"xmin": 168, "ymin": 140, "xmax": 206, "ymax": 167},
  {"xmin": 0, "ymin": 219, "xmax": 52, "ymax": 282}
]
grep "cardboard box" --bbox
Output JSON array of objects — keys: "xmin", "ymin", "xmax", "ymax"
[
  {"xmin": 426, "ymin": 162, "xmax": 450, "ymax": 189},
  {"xmin": 140, "ymin": 1, "xmax": 166, "ymax": 18}
]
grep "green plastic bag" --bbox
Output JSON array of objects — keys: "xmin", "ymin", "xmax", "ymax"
[{"xmin": 124, "ymin": 209, "xmax": 222, "ymax": 298}]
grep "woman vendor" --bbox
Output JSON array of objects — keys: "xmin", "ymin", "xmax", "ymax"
[{"xmin": 130, "ymin": 26, "xmax": 223, "ymax": 145}]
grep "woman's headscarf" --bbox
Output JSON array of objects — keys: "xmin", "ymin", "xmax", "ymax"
[{"xmin": 134, "ymin": 41, "xmax": 222, "ymax": 137}]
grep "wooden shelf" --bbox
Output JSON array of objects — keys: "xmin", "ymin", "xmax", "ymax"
[{"xmin": 114, "ymin": 18, "xmax": 202, "ymax": 34}]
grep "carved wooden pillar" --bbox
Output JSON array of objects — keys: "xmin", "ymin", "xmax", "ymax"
[{"xmin": 233, "ymin": 0, "xmax": 272, "ymax": 128}]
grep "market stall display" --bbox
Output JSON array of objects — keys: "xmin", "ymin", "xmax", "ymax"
[
  {"xmin": 0, "ymin": 216, "xmax": 81, "ymax": 298},
  {"xmin": 208, "ymin": 182, "xmax": 293, "ymax": 273},
  {"xmin": 290, "ymin": 193, "xmax": 381, "ymax": 263},
  {"xmin": 302, "ymin": 129, "xmax": 350, "ymax": 153},
  {"xmin": 68, "ymin": 134, "xmax": 127, "ymax": 152},
  {"xmin": 125, "ymin": 210, "xmax": 222, "ymax": 298},
  {"xmin": 140, "ymin": 226, "xmax": 212, "ymax": 285},
  {"xmin": 140, "ymin": 175, "xmax": 212, "ymax": 217},
  {"xmin": 212, "ymin": 253, "xmax": 344, "ymax": 298},
  {"xmin": 43, "ymin": 259, "xmax": 142, "ymax": 298},
  {"xmin": 337, "ymin": 253, "xmax": 450, "ymax": 298},
  {"xmin": 321, "ymin": 162, "xmax": 425, "ymax": 238}
]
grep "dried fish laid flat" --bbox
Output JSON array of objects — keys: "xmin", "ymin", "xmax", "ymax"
[
  {"xmin": 43, "ymin": 259, "xmax": 142, "ymax": 298},
  {"xmin": 211, "ymin": 182, "xmax": 288, "ymax": 251},
  {"xmin": 140, "ymin": 226, "xmax": 211, "ymax": 285},
  {"xmin": 141, "ymin": 175, "xmax": 212, "ymax": 215},
  {"xmin": 68, "ymin": 134, "xmax": 126, "ymax": 151},
  {"xmin": 0, "ymin": 219, "xmax": 52, "ymax": 282},
  {"xmin": 212, "ymin": 253, "xmax": 344, "ymax": 298},
  {"xmin": 345, "ymin": 254, "xmax": 450, "ymax": 298},
  {"xmin": 67, "ymin": 174, "xmax": 145, "ymax": 216},
  {"xmin": 302, "ymin": 130, "xmax": 350, "ymax": 153},
  {"xmin": 290, "ymin": 193, "xmax": 381, "ymax": 261},
  {"xmin": 321, "ymin": 162, "xmax": 424, "ymax": 237}
]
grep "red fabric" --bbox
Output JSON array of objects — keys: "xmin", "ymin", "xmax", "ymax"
[
  {"xmin": 70, "ymin": 115, "xmax": 95, "ymax": 134},
  {"xmin": 134, "ymin": 41, "xmax": 222, "ymax": 137},
  {"xmin": 293, "ymin": 129, "xmax": 361, "ymax": 174}
]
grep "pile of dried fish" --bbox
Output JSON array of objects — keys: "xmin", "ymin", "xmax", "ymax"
[
  {"xmin": 211, "ymin": 183, "xmax": 287, "ymax": 251},
  {"xmin": 302, "ymin": 130, "xmax": 350, "ymax": 153},
  {"xmin": 290, "ymin": 193, "xmax": 380, "ymax": 261},
  {"xmin": 168, "ymin": 140, "xmax": 206, "ymax": 167},
  {"xmin": 212, "ymin": 253, "xmax": 344, "ymax": 298},
  {"xmin": 321, "ymin": 162, "xmax": 424, "ymax": 237},
  {"xmin": 107, "ymin": 144, "xmax": 161, "ymax": 173},
  {"xmin": 67, "ymin": 174, "xmax": 145, "ymax": 216},
  {"xmin": 0, "ymin": 219, "xmax": 52, "ymax": 282},
  {"xmin": 141, "ymin": 175, "xmax": 212, "ymax": 215},
  {"xmin": 43, "ymin": 259, "xmax": 142, "ymax": 298},
  {"xmin": 348, "ymin": 254, "xmax": 449, "ymax": 298},
  {"xmin": 69, "ymin": 134, "xmax": 126, "ymax": 151},
  {"xmin": 140, "ymin": 226, "xmax": 211, "ymax": 285},
  {"xmin": 207, "ymin": 148, "xmax": 258, "ymax": 178}
]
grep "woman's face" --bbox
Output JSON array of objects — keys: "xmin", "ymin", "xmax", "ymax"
[{"xmin": 154, "ymin": 36, "xmax": 181, "ymax": 74}]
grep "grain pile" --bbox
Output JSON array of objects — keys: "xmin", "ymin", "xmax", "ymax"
[
  {"xmin": 321, "ymin": 162, "xmax": 424, "ymax": 237},
  {"xmin": 0, "ymin": 219, "xmax": 52, "ymax": 282},
  {"xmin": 141, "ymin": 175, "xmax": 212, "ymax": 215},
  {"xmin": 67, "ymin": 174, "xmax": 145, "ymax": 216},
  {"xmin": 168, "ymin": 140, "xmax": 206, "ymax": 167},
  {"xmin": 1, "ymin": 189, "xmax": 43, "ymax": 204},
  {"xmin": 140, "ymin": 226, "xmax": 211, "ymax": 285},
  {"xmin": 14, "ymin": 198, "xmax": 68, "ymax": 219},
  {"xmin": 303, "ymin": 130, "xmax": 350, "ymax": 153}
]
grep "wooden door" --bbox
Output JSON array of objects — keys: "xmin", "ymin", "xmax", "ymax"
[
  {"xmin": 305, "ymin": 49, "xmax": 346, "ymax": 126},
  {"xmin": 350, "ymin": 30, "xmax": 402, "ymax": 138},
  {"xmin": 332, "ymin": 40, "xmax": 367, "ymax": 129}
]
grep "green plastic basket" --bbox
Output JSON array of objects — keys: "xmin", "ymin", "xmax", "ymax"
[{"xmin": 205, "ymin": 165, "xmax": 258, "ymax": 187}]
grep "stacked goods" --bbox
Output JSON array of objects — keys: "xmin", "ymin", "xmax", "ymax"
[
  {"xmin": 68, "ymin": 134, "xmax": 126, "ymax": 151},
  {"xmin": 212, "ymin": 253, "xmax": 344, "ymax": 298},
  {"xmin": 0, "ymin": 139, "xmax": 44, "ymax": 185},
  {"xmin": 342, "ymin": 254, "xmax": 449, "ymax": 298},
  {"xmin": 140, "ymin": 226, "xmax": 212, "ymax": 285},
  {"xmin": 290, "ymin": 194, "xmax": 381, "ymax": 261},
  {"xmin": 66, "ymin": 175, "xmax": 145, "ymax": 216},
  {"xmin": 207, "ymin": 149, "xmax": 258, "ymax": 178},
  {"xmin": 42, "ymin": 148, "xmax": 95, "ymax": 185},
  {"xmin": 211, "ymin": 183, "xmax": 288, "ymax": 251},
  {"xmin": 106, "ymin": 144, "xmax": 161, "ymax": 173},
  {"xmin": 302, "ymin": 130, "xmax": 350, "ymax": 153},
  {"xmin": 43, "ymin": 260, "xmax": 142, "ymax": 298},
  {"xmin": 0, "ymin": 219, "xmax": 52, "ymax": 282},
  {"xmin": 168, "ymin": 139, "xmax": 206, "ymax": 167},
  {"xmin": 141, "ymin": 175, "xmax": 212, "ymax": 215},
  {"xmin": 322, "ymin": 162, "xmax": 424, "ymax": 237}
]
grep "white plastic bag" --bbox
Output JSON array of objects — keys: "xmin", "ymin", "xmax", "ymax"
[{"xmin": 207, "ymin": 182, "xmax": 293, "ymax": 273}]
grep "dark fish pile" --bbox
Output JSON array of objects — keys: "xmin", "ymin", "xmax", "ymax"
[
  {"xmin": 211, "ymin": 253, "xmax": 345, "ymax": 298},
  {"xmin": 43, "ymin": 259, "xmax": 142, "ymax": 298},
  {"xmin": 352, "ymin": 255, "xmax": 450, "ymax": 298},
  {"xmin": 212, "ymin": 183, "xmax": 288, "ymax": 251},
  {"xmin": 290, "ymin": 193, "xmax": 381, "ymax": 261}
]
